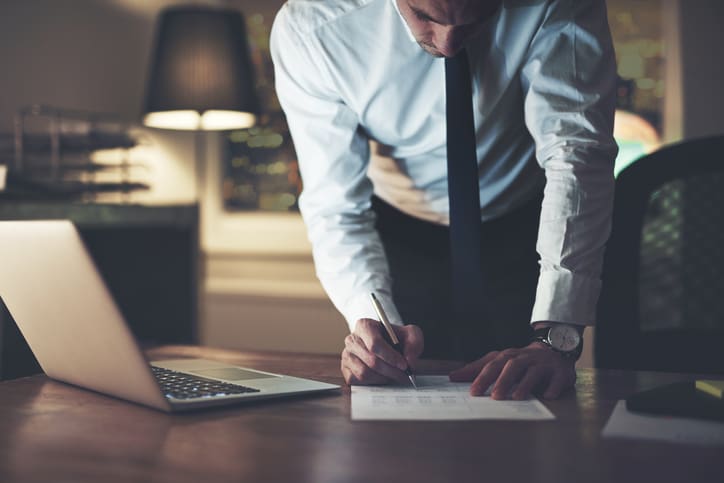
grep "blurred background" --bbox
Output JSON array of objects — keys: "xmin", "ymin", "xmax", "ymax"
[{"xmin": 0, "ymin": 0, "xmax": 722, "ymax": 375}]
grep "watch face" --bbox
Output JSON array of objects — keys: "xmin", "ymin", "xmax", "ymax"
[{"xmin": 548, "ymin": 325, "xmax": 581, "ymax": 352}]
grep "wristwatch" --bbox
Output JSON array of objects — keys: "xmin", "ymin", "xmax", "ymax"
[{"xmin": 533, "ymin": 324, "xmax": 584, "ymax": 360}]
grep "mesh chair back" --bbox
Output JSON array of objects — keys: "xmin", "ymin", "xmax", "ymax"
[{"xmin": 595, "ymin": 135, "xmax": 724, "ymax": 374}]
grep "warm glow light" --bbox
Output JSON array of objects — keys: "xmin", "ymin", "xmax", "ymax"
[
  {"xmin": 143, "ymin": 110, "xmax": 202, "ymax": 130},
  {"xmin": 0, "ymin": 165, "xmax": 7, "ymax": 190},
  {"xmin": 200, "ymin": 110, "xmax": 256, "ymax": 130},
  {"xmin": 90, "ymin": 148, "xmax": 128, "ymax": 163},
  {"xmin": 143, "ymin": 110, "xmax": 256, "ymax": 131}
]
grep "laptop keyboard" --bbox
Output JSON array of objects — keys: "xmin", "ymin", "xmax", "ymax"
[{"xmin": 152, "ymin": 366, "xmax": 261, "ymax": 400}]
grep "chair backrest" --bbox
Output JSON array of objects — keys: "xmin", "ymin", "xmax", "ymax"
[{"xmin": 595, "ymin": 135, "xmax": 724, "ymax": 374}]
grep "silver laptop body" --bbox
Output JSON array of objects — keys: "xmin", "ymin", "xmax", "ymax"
[{"xmin": 0, "ymin": 220, "xmax": 338, "ymax": 412}]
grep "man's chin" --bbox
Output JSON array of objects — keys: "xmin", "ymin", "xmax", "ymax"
[{"xmin": 417, "ymin": 41, "xmax": 445, "ymax": 58}]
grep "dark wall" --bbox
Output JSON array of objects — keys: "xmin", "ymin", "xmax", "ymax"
[
  {"xmin": 678, "ymin": 1, "xmax": 724, "ymax": 138},
  {"xmin": 0, "ymin": 0, "xmax": 158, "ymax": 131}
]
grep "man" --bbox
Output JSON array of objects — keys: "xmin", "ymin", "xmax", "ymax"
[{"xmin": 270, "ymin": 0, "xmax": 617, "ymax": 399}]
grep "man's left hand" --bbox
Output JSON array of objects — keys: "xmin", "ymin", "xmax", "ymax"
[{"xmin": 448, "ymin": 342, "xmax": 576, "ymax": 400}]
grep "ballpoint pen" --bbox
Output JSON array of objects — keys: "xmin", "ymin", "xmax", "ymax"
[{"xmin": 369, "ymin": 292, "xmax": 418, "ymax": 389}]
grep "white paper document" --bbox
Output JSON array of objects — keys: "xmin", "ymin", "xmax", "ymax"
[
  {"xmin": 351, "ymin": 375, "xmax": 555, "ymax": 421},
  {"xmin": 602, "ymin": 400, "xmax": 724, "ymax": 446}
]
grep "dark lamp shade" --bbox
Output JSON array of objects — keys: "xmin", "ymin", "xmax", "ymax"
[{"xmin": 142, "ymin": 6, "xmax": 260, "ymax": 131}]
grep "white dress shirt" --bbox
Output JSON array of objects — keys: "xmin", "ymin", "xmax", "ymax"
[{"xmin": 270, "ymin": 0, "xmax": 618, "ymax": 331}]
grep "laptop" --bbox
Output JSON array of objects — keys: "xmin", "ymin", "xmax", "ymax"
[{"xmin": 0, "ymin": 220, "xmax": 339, "ymax": 412}]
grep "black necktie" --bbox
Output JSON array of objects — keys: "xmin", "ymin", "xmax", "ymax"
[{"xmin": 445, "ymin": 49, "xmax": 488, "ymax": 358}]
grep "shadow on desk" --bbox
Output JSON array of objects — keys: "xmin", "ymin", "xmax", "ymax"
[{"xmin": 0, "ymin": 298, "xmax": 41, "ymax": 379}]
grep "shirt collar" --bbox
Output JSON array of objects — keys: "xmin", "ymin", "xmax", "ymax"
[{"xmin": 390, "ymin": 0, "xmax": 417, "ymax": 43}]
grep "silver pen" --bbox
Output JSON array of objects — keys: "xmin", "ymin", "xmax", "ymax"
[{"xmin": 369, "ymin": 293, "xmax": 418, "ymax": 389}]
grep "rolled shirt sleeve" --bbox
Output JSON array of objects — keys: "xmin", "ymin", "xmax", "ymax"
[{"xmin": 521, "ymin": 0, "xmax": 618, "ymax": 326}]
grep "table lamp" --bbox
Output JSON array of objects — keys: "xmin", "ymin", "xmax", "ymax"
[
  {"xmin": 141, "ymin": 5, "xmax": 260, "ymax": 200},
  {"xmin": 143, "ymin": 5, "xmax": 259, "ymax": 131}
]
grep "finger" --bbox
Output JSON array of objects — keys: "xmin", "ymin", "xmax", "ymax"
[
  {"xmin": 491, "ymin": 356, "xmax": 531, "ymax": 400},
  {"xmin": 449, "ymin": 351, "xmax": 499, "ymax": 382},
  {"xmin": 395, "ymin": 325, "xmax": 424, "ymax": 365},
  {"xmin": 448, "ymin": 358, "xmax": 486, "ymax": 382},
  {"xmin": 543, "ymin": 367, "xmax": 576, "ymax": 400},
  {"xmin": 470, "ymin": 357, "xmax": 508, "ymax": 396},
  {"xmin": 356, "ymin": 319, "xmax": 408, "ymax": 370},
  {"xmin": 341, "ymin": 350, "xmax": 390, "ymax": 385},
  {"xmin": 511, "ymin": 365, "xmax": 549, "ymax": 400},
  {"xmin": 343, "ymin": 356, "xmax": 388, "ymax": 385},
  {"xmin": 345, "ymin": 333, "xmax": 408, "ymax": 382},
  {"xmin": 340, "ymin": 349, "xmax": 359, "ymax": 385},
  {"xmin": 345, "ymin": 333, "xmax": 405, "ymax": 381}
]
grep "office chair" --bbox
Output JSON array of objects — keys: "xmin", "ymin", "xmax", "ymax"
[{"xmin": 595, "ymin": 134, "xmax": 724, "ymax": 375}]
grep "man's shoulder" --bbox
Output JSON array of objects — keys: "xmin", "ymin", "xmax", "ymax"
[{"xmin": 278, "ymin": 0, "xmax": 382, "ymax": 35}]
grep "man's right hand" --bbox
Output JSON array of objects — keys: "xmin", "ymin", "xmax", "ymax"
[{"xmin": 341, "ymin": 318, "xmax": 423, "ymax": 385}]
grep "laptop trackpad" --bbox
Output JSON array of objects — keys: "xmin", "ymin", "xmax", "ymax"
[{"xmin": 191, "ymin": 368, "xmax": 278, "ymax": 381}]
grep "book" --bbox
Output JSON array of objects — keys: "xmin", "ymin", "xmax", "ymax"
[{"xmin": 696, "ymin": 380, "xmax": 724, "ymax": 399}]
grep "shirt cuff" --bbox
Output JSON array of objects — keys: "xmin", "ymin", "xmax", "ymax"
[
  {"xmin": 531, "ymin": 269, "xmax": 601, "ymax": 326},
  {"xmin": 341, "ymin": 289, "xmax": 404, "ymax": 332}
]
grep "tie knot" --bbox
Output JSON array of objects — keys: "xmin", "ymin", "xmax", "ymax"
[
  {"xmin": 445, "ymin": 48, "xmax": 470, "ymax": 75},
  {"xmin": 445, "ymin": 49, "xmax": 472, "ymax": 99}
]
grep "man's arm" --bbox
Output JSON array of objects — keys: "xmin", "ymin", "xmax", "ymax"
[
  {"xmin": 451, "ymin": 0, "xmax": 617, "ymax": 399},
  {"xmin": 523, "ymin": 0, "xmax": 618, "ymax": 329},
  {"xmin": 270, "ymin": 6, "xmax": 422, "ymax": 384}
]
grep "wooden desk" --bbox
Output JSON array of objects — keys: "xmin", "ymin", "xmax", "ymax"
[{"xmin": 0, "ymin": 345, "xmax": 721, "ymax": 483}]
